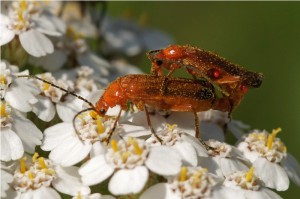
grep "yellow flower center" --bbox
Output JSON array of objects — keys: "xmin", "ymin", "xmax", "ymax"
[
  {"xmin": 20, "ymin": 157, "xmax": 27, "ymax": 174},
  {"xmin": 180, "ymin": 167, "xmax": 188, "ymax": 181},
  {"xmin": 32, "ymin": 152, "xmax": 39, "ymax": 162},
  {"xmin": 166, "ymin": 123, "xmax": 177, "ymax": 131},
  {"xmin": 38, "ymin": 157, "xmax": 48, "ymax": 169},
  {"xmin": 96, "ymin": 115, "xmax": 105, "ymax": 134},
  {"xmin": 111, "ymin": 140, "xmax": 118, "ymax": 152},
  {"xmin": 27, "ymin": 171, "xmax": 35, "ymax": 180},
  {"xmin": 245, "ymin": 166, "xmax": 255, "ymax": 182},
  {"xmin": 66, "ymin": 26, "xmax": 84, "ymax": 40},
  {"xmin": 266, "ymin": 128, "xmax": 282, "ymax": 150},
  {"xmin": 0, "ymin": 102, "xmax": 7, "ymax": 117},
  {"xmin": 0, "ymin": 75, "xmax": 7, "ymax": 85},
  {"xmin": 43, "ymin": 83, "xmax": 51, "ymax": 91}
]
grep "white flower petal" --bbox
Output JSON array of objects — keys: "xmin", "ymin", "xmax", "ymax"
[
  {"xmin": 281, "ymin": 153, "xmax": 300, "ymax": 186},
  {"xmin": 146, "ymin": 146, "xmax": 181, "ymax": 175},
  {"xmin": 227, "ymin": 120, "xmax": 250, "ymax": 139},
  {"xmin": 41, "ymin": 10, "xmax": 66, "ymax": 34},
  {"xmin": 90, "ymin": 142, "xmax": 107, "ymax": 158},
  {"xmin": 140, "ymin": 183, "xmax": 180, "ymax": 199},
  {"xmin": 220, "ymin": 158, "xmax": 249, "ymax": 177},
  {"xmin": 119, "ymin": 124, "xmax": 150, "ymax": 138},
  {"xmin": 79, "ymin": 155, "xmax": 114, "ymax": 186},
  {"xmin": 198, "ymin": 157, "xmax": 223, "ymax": 177},
  {"xmin": 237, "ymin": 142, "xmax": 260, "ymax": 163},
  {"xmin": 2, "ymin": 187, "xmax": 17, "ymax": 199},
  {"xmin": 180, "ymin": 133, "xmax": 208, "ymax": 157},
  {"xmin": 201, "ymin": 122, "xmax": 225, "ymax": 142},
  {"xmin": 173, "ymin": 141, "xmax": 197, "ymax": 166},
  {"xmin": 49, "ymin": 136, "xmax": 91, "ymax": 167},
  {"xmin": 29, "ymin": 49, "xmax": 67, "ymax": 71},
  {"xmin": 1, "ymin": 128, "xmax": 24, "ymax": 161},
  {"xmin": 19, "ymin": 29, "xmax": 54, "ymax": 57},
  {"xmin": 0, "ymin": 26, "xmax": 15, "ymax": 46},
  {"xmin": 4, "ymin": 80, "xmax": 38, "ymax": 112},
  {"xmin": 1, "ymin": 169, "xmax": 13, "ymax": 198},
  {"xmin": 109, "ymin": 166, "xmax": 148, "ymax": 195},
  {"xmin": 212, "ymin": 187, "xmax": 245, "ymax": 199},
  {"xmin": 42, "ymin": 123, "xmax": 74, "ymax": 151},
  {"xmin": 32, "ymin": 95, "xmax": 56, "ymax": 122},
  {"xmin": 13, "ymin": 115, "xmax": 42, "ymax": 153},
  {"xmin": 77, "ymin": 51, "xmax": 110, "ymax": 76},
  {"xmin": 258, "ymin": 188, "xmax": 283, "ymax": 199},
  {"xmin": 19, "ymin": 190, "xmax": 34, "ymax": 199},
  {"xmin": 52, "ymin": 166, "xmax": 90, "ymax": 196},
  {"xmin": 56, "ymin": 98, "xmax": 81, "ymax": 122},
  {"xmin": 164, "ymin": 112, "xmax": 195, "ymax": 135},
  {"xmin": 33, "ymin": 187, "xmax": 60, "ymax": 199},
  {"xmin": 253, "ymin": 157, "xmax": 289, "ymax": 191},
  {"xmin": 34, "ymin": 15, "xmax": 62, "ymax": 36}
]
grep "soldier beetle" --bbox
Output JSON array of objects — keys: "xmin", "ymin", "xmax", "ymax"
[
  {"xmin": 18, "ymin": 70, "xmax": 248, "ymax": 143},
  {"xmin": 93, "ymin": 74, "xmax": 239, "ymax": 140},
  {"xmin": 147, "ymin": 45, "xmax": 263, "ymax": 113}
]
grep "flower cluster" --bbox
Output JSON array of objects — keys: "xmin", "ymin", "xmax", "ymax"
[{"xmin": 1, "ymin": 1, "xmax": 299, "ymax": 199}]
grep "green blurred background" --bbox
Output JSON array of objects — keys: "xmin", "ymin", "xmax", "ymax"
[{"xmin": 108, "ymin": 1, "xmax": 300, "ymax": 198}]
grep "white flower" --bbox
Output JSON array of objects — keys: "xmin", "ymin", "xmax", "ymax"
[
  {"xmin": 0, "ymin": 0, "xmax": 65, "ymax": 57},
  {"xmin": 140, "ymin": 167, "xmax": 223, "ymax": 199},
  {"xmin": 198, "ymin": 140, "xmax": 251, "ymax": 178},
  {"xmin": 1, "ymin": 100, "xmax": 43, "ymax": 161},
  {"xmin": 31, "ymin": 69, "xmax": 103, "ymax": 122},
  {"xmin": 101, "ymin": 16, "xmax": 174, "ymax": 56},
  {"xmin": 30, "ymin": 72, "xmax": 74, "ymax": 122},
  {"xmin": 79, "ymin": 137, "xmax": 182, "ymax": 195},
  {"xmin": 0, "ymin": 60, "xmax": 39, "ymax": 112},
  {"xmin": 237, "ymin": 128, "xmax": 300, "ymax": 191},
  {"xmin": 218, "ymin": 167, "xmax": 283, "ymax": 199},
  {"xmin": 144, "ymin": 123, "xmax": 209, "ymax": 166},
  {"xmin": 1, "ymin": 168, "xmax": 13, "ymax": 198},
  {"xmin": 41, "ymin": 110, "xmax": 116, "ymax": 167},
  {"xmin": 5, "ymin": 153, "xmax": 90, "ymax": 199}
]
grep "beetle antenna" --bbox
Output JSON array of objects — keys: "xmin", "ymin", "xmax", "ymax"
[{"xmin": 17, "ymin": 75, "xmax": 97, "ymax": 111}]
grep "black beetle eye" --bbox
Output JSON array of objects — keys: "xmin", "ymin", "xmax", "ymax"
[
  {"xmin": 155, "ymin": 59, "xmax": 163, "ymax": 66},
  {"xmin": 100, "ymin": 108, "xmax": 106, "ymax": 114}
]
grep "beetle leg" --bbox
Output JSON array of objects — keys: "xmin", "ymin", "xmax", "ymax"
[
  {"xmin": 144, "ymin": 105, "xmax": 163, "ymax": 144},
  {"xmin": 193, "ymin": 111, "xmax": 200, "ymax": 138},
  {"xmin": 105, "ymin": 108, "xmax": 122, "ymax": 144},
  {"xmin": 193, "ymin": 111, "xmax": 215, "ymax": 151}
]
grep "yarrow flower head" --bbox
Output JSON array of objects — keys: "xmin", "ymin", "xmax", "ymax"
[
  {"xmin": 29, "ymin": 72, "xmax": 75, "ymax": 122},
  {"xmin": 42, "ymin": 110, "xmax": 116, "ymax": 166},
  {"xmin": 237, "ymin": 128, "xmax": 300, "ymax": 191},
  {"xmin": 79, "ymin": 137, "xmax": 182, "ymax": 195},
  {"xmin": 146, "ymin": 123, "xmax": 209, "ymax": 166},
  {"xmin": 141, "ymin": 166, "xmax": 223, "ymax": 199},
  {"xmin": 0, "ymin": 0, "xmax": 65, "ymax": 57},
  {"xmin": 219, "ymin": 167, "xmax": 283, "ymax": 199},
  {"xmin": 6, "ymin": 153, "xmax": 90, "ymax": 199},
  {"xmin": 198, "ymin": 140, "xmax": 251, "ymax": 178}
]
